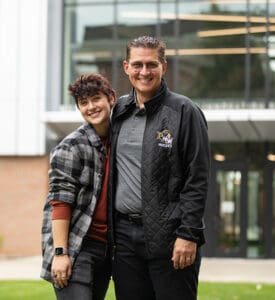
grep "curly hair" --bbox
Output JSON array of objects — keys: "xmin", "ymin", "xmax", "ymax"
[
  {"xmin": 68, "ymin": 73, "xmax": 115, "ymax": 107},
  {"xmin": 126, "ymin": 36, "xmax": 166, "ymax": 63}
]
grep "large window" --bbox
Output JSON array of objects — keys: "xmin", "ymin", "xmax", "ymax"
[
  {"xmin": 268, "ymin": 2, "xmax": 275, "ymax": 107},
  {"xmin": 63, "ymin": 0, "xmax": 275, "ymax": 108},
  {"xmin": 63, "ymin": 2, "xmax": 114, "ymax": 106},
  {"xmin": 116, "ymin": 2, "xmax": 158, "ymax": 95}
]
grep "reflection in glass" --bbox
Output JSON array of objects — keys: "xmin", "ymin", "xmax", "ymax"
[
  {"xmin": 177, "ymin": 1, "xmax": 248, "ymax": 107},
  {"xmin": 117, "ymin": 3, "xmax": 157, "ymax": 40},
  {"xmin": 116, "ymin": 3, "xmax": 158, "ymax": 95},
  {"xmin": 247, "ymin": 171, "xmax": 263, "ymax": 257},
  {"xmin": 62, "ymin": 0, "xmax": 275, "ymax": 109},
  {"xmin": 63, "ymin": 4, "xmax": 114, "ymax": 106},
  {"xmin": 65, "ymin": 0, "xmax": 106, "ymax": 3},
  {"xmin": 268, "ymin": 3, "xmax": 275, "ymax": 107},
  {"xmin": 216, "ymin": 170, "xmax": 241, "ymax": 254},
  {"xmin": 272, "ymin": 170, "xmax": 275, "ymax": 251}
]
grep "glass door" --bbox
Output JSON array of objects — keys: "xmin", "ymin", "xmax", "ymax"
[
  {"xmin": 264, "ymin": 161, "xmax": 275, "ymax": 257},
  {"xmin": 204, "ymin": 161, "xmax": 247, "ymax": 257}
]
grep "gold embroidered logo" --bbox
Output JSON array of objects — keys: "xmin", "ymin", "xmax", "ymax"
[{"xmin": 156, "ymin": 129, "xmax": 173, "ymax": 148}]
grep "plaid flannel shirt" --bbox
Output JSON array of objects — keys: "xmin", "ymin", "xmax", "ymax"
[{"xmin": 40, "ymin": 123, "xmax": 107, "ymax": 281}]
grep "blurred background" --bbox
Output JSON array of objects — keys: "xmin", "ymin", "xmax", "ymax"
[{"xmin": 0, "ymin": 0, "xmax": 275, "ymax": 260}]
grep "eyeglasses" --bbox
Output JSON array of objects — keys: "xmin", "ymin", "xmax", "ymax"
[{"xmin": 129, "ymin": 61, "xmax": 161, "ymax": 72}]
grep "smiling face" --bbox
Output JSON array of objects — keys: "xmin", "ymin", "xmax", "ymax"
[
  {"xmin": 123, "ymin": 47, "xmax": 167, "ymax": 105},
  {"xmin": 78, "ymin": 92, "xmax": 114, "ymax": 136}
]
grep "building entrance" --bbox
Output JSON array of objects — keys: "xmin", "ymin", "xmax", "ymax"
[
  {"xmin": 264, "ymin": 161, "xmax": 275, "ymax": 258},
  {"xmin": 204, "ymin": 161, "xmax": 248, "ymax": 257},
  {"xmin": 203, "ymin": 142, "xmax": 275, "ymax": 258}
]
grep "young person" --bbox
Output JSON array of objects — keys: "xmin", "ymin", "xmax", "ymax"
[
  {"xmin": 110, "ymin": 36, "xmax": 210, "ymax": 300},
  {"xmin": 41, "ymin": 73, "xmax": 115, "ymax": 300}
]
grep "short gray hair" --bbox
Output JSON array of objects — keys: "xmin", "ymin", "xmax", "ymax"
[{"xmin": 126, "ymin": 36, "xmax": 166, "ymax": 63}]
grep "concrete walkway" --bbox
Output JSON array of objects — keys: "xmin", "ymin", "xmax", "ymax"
[
  {"xmin": 0, "ymin": 256, "xmax": 274, "ymax": 284},
  {"xmin": 199, "ymin": 258, "xmax": 275, "ymax": 284}
]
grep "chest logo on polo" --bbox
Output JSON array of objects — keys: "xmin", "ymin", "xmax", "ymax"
[{"xmin": 156, "ymin": 129, "xmax": 173, "ymax": 148}]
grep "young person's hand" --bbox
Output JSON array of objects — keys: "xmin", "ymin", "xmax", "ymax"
[{"xmin": 51, "ymin": 255, "xmax": 72, "ymax": 288}]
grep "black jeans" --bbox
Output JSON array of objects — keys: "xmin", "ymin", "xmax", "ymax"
[
  {"xmin": 113, "ymin": 215, "xmax": 201, "ymax": 300},
  {"xmin": 54, "ymin": 238, "xmax": 111, "ymax": 300}
]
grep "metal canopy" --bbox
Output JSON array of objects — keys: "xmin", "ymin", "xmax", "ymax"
[
  {"xmin": 43, "ymin": 111, "xmax": 82, "ymax": 140},
  {"xmin": 205, "ymin": 109, "xmax": 275, "ymax": 142},
  {"xmin": 43, "ymin": 109, "xmax": 275, "ymax": 142}
]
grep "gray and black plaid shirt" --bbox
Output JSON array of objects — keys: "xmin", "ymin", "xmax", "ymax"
[{"xmin": 40, "ymin": 123, "xmax": 107, "ymax": 281}]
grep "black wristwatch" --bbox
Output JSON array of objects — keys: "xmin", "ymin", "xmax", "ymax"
[{"xmin": 54, "ymin": 247, "xmax": 68, "ymax": 256}]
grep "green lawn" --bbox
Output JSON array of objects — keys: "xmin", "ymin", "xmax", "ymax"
[{"xmin": 0, "ymin": 280, "xmax": 274, "ymax": 300}]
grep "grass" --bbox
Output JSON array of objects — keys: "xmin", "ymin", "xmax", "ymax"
[
  {"xmin": 198, "ymin": 282, "xmax": 275, "ymax": 300},
  {"xmin": 0, "ymin": 280, "xmax": 274, "ymax": 300}
]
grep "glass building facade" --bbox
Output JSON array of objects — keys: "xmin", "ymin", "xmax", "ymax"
[
  {"xmin": 63, "ymin": 0, "xmax": 275, "ymax": 109},
  {"xmin": 60, "ymin": 0, "xmax": 275, "ymax": 258}
]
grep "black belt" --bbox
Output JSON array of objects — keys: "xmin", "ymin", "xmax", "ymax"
[{"xmin": 115, "ymin": 211, "xmax": 142, "ymax": 224}]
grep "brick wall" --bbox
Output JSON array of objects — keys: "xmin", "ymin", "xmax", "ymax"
[{"xmin": 0, "ymin": 156, "xmax": 49, "ymax": 257}]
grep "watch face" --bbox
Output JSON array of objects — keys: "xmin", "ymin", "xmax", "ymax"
[{"xmin": 55, "ymin": 247, "xmax": 64, "ymax": 256}]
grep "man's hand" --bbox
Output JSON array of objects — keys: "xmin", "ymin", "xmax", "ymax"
[
  {"xmin": 172, "ymin": 238, "xmax": 197, "ymax": 270},
  {"xmin": 51, "ymin": 255, "xmax": 72, "ymax": 288}
]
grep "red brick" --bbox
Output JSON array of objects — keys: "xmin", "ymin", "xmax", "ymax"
[{"xmin": 0, "ymin": 156, "xmax": 49, "ymax": 257}]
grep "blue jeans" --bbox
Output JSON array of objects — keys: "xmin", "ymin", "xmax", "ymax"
[
  {"xmin": 113, "ymin": 215, "xmax": 201, "ymax": 300},
  {"xmin": 54, "ymin": 238, "xmax": 111, "ymax": 300}
]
